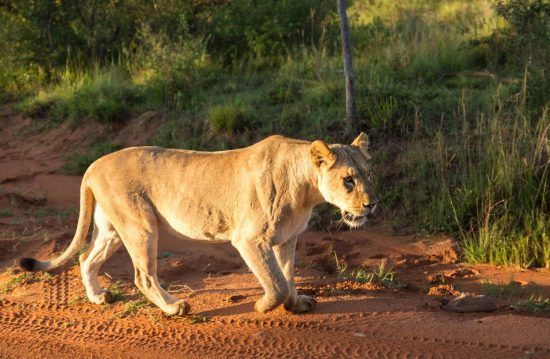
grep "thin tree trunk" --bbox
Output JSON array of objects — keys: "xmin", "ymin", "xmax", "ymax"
[{"xmin": 337, "ymin": 0, "xmax": 357, "ymax": 137}]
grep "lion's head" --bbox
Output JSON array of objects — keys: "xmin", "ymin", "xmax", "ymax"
[{"xmin": 310, "ymin": 132, "xmax": 379, "ymax": 228}]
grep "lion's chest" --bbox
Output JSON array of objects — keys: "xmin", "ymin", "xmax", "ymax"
[{"xmin": 270, "ymin": 207, "xmax": 313, "ymax": 245}]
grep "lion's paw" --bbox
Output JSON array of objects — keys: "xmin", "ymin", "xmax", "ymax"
[
  {"xmin": 163, "ymin": 300, "xmax": 191, "ymax": 316},
  {"xmin": 88, "ymin": 289, "xmax": 115, "ymax": 305},
  {"xmin": 285, "ymin": 295, "xmax": 317, "ymax": 314}
]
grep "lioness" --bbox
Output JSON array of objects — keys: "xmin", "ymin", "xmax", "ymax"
[{"xmin": 20, "ymin": 133, "xmax": 378, "ymax": 315}]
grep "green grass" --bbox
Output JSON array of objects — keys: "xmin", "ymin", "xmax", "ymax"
[
  {"xmin": 114, "ymin": 298, "xmax": 150, "ymax": 319},
  {"xmin": 0, "ymin": 208, "xmax": 14, "ymax": 217},
  {"xmin": 516, "ymin": 295, "xmax": 550, "ymax": 313},
  {"xmin": 480, "ymin": 278, "xmax": 526, "ymax": 298},
  {"xmin": 19, "ymin": 68, "xmax": 146, "ymax": 124},
  {"xmin": 106, "ymin": 281, "xmax": 125, "ymax": 303},
  {"xmin": 334, "ymin": 253, "xmax": 404, "ymax": 288},
  {"xmin": 0, "ymin": 273, "xmax": 34, "ymax": 294},
  {"xmin": 182, "ymin": 314, "xmax": 208, "ymax": 324},
  {"xmin": 380, "ymin": 101, "xmax": 549, "ymax": 268},
  {"xmin": 60, "ymin": 141, "xmax": 122, "ymax": 175},
  {"xmin": 32, "ymin": 207, "xmax": 76, "ymax": 221},
  {"xmin": 210, "ymin": 101, "xmax": 254, "ymax": 134}
]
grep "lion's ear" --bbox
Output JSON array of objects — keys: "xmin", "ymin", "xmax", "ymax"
[
  {"xmin": 351, "ymin": 132, "xmax": 369, "ymax": 150},
  {"xmin": 351, "ymin": 132, "xmax": 371, "ymax": 159},
  {"xmin": 310, "ymin": 140, "xmax": 336, "ymax": 168}
]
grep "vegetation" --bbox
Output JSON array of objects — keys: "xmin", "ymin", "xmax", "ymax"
[
  {"xmin": 480, "ymin": 277, "xmax": 533, "ymax": 298},
  {"xmin": 0, "ymin": 0, "xmax": 548, "ymax": 267},
  {"xmin": 0, "ymin": 272, "xmax": 34, "ymax": 294},
  {"xmin": 106, "ymin": 281, "xmax": 125, "ymax": 303},
  {"xmin": 0, "ymin": 271, "xmax": 52, "ymax": 294},
  {"xmin": 516, "ymin": 295, "xmax": 550, "ymax": 313},
  {"xmin": 60, "ymin": 141, "xmax": 122, "ymax": 175},
  {"xmin": 114, "ymin": 298, "xmax": 150, "ymax": 319},
  {"xmin": 334, "ymin": 253, "xmax": 403, "ymax": 288}
]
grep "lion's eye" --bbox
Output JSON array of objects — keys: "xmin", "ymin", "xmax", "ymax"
[{"xmin": 343, "ymin": 176, "xmax": 354, "ymax": 191}]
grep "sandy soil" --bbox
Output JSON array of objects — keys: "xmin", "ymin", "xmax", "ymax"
[{"xmin": 1, "ymin": 106, "xmax": 549, "ymax": 358}]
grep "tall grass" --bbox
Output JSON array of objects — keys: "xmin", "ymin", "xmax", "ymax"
[
  {"xmin": 381, "ymin": 86, "xmax": 549, "ymax": 268},
  {"xmin": 458, "ymin": 104, "xmax": 549, "ymax": 268},
  {"xmin": 19, "ymin": 68, "xmax": 145, "ymax": 123}
]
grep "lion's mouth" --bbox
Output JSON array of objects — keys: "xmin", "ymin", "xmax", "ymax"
[{"xmin": 342, "ymin": 211, "xmax": 368, "ymax": 228}]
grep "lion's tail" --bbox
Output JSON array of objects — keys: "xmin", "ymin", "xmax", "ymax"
[{"xmin": 19, "ymin": 175, "xmax": 94, "ymax": 271}]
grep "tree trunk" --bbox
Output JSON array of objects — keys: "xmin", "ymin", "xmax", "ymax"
[{"xmin": 337, "ymin": 0, "xmax": 357, "ymax": 137}]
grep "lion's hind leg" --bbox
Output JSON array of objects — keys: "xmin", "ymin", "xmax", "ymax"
[
  {"xmin": 112, "ymin": 210, "xmax": 190, "ymax": 316},
  {"xmin": 124, "ymin": 229, "xmax": 191, "ymax": 316},
  {"xmin": 79, "ymin": 205, "xmax": 122, "ymax": 304}
]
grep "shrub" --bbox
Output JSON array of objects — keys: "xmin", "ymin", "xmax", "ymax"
[
  {"xmin": 20, "ymin": 69, "xmax": 144, "ymax": 123},
  {"xmin": 61, "ymin": 141, "xmax": 122, "ymax": 175},
  {"xmin": 210, "ymin": 101, "xmax": 254, "ymax": 134}
]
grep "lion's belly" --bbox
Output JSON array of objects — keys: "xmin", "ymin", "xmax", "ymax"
[
  {"xmin": 157, "ymin": 204, "xmax": 233, "ymax": 242},
  {"xmin": 155, "ymin": 197, "xmax": 313, "ymax": 244}
]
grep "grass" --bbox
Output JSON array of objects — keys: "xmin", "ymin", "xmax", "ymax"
[
  {"xmin": 0, "ymin": 273, "xmax": 34, "ymax": 294},
  {"xmin": 32, "ymin": 207, "xmax": 76, "ymax": 221},
  {"xmin": 516, "ymin": 295, "xmax": 550, "ymax": 313},
  {"xmin": 381, "ymin": 102, "xmax": 549, "ymax": 268},
  {"xmin": 182, "ymin": 314, "xmax": 208, "ymax": 324},
  {"xmin": 334, "ymin": 253, "xmax": 404, "ymax": 288},
  {"xmin": 106, "ymin": 281, "xmax": 125, "ymax": 303},
  {"xmin": 19, "ymin": 68, "xmax": 146, "ymax": 124},
  {"xmin": 60, "ymin": 141, "xmax": 122, "ymax": 175},
  {"xmin": 210, "ymin": 101, "xmax": 254, "ymax": 134},
  {"xmin": 0, "ymin": 208, "xmax": 14, "ymax": 217},
  {"xmin": 480, "ymin": 278, "xmax": 526, "ymax": 298},
  {"xmin": 113, "ymin": 298, "xmax": 150, "ymax": 319}
]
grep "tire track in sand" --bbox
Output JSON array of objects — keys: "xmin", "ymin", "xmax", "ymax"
[
  {"xmin": 0, "ymin": 300, "xmax": 548, "ymax": 359},
  {"xmin": 46, "ymin": 269, "xmax": 71, "ymax": 306}
]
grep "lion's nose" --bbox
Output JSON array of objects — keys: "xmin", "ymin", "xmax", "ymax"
[{"xmin": 363, "ymin": 200, "xmax": 378, "ymax": 211}]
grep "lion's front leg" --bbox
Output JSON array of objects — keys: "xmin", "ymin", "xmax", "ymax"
[
  {"xmin": 274, "ymin": 236, "xmax": 316, "ymax": 314},
  {"xmin": 232, "ymin": 239, "xmax": 289, "ymax": 313}
]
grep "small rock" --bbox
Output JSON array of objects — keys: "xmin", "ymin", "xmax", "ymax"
[
  {"xmin": 428, "ymin": 284, "xmax": 460, "ymax": 297},
  {"xmin": 424, "ymin": 299, "xmax": 443, "ymax": 310},
  {"xmin": 426, "ymin": 239, "xmax": 460, "ymax": 264},
  {"xmin": 443, "ymin": 293, "xmax": 497, "ymax": 313},
  {"xmin": 445, "ymin": 267, "xmax": 479, "ymax": 278}
]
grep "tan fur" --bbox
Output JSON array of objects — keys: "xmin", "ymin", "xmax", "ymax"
[{"xmin": 29, "ymin": 133, "xmax": 378, "ymax": 315}]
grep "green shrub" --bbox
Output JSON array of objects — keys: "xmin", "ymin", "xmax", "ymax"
[
  {"xmin": 20, "ymin": 69, "xmax": 145, "ymax": 123},
  {"xmin": 61, "ymin": 141, "xmax": 122, "ymax": 175},
  {"xmin": 210, "ymin": 101, "xmax": 254, "ymax": 133},
  {"xmin": 380, "ymin": 100, "xmax": 549, "ymax": 267}
]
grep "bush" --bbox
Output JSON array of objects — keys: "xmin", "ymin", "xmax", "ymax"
[
  {"xmin": 210, "ymin": 101, "xmax": 254, "ymax": 133},
  {"xmin": 471, "ymin": 0, "xmax": 549, "ymax": 110},
  {"xmin": 60, "ymin": 141, "xmax": 122, "ymax": 175},
  {"xmin": 379, "ymin": 100, "xmax": 549, "ymax": 267},
  {"xmin": 20, "ymin": 69, "xmax": 144, "ymax": 123}
]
